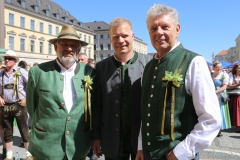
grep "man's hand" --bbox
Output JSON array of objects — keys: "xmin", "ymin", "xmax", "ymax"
[
  {"xmin": 0, "ymin": 97, "xmax": 5, "ymax": 106},
  {"xmin": 19, "ymin": 98, "xmax": 26, "ymax": 107},
  {"xmin": 166, "ymin": 150, "xmax": 178, "ymax": 160},
  {"xmin": 92, "ymin": 140, "xmax": 102, "ymax": 158},
  {"xmin": 135, "ymin": 150, "xmax": 144, "ymax": 160}
]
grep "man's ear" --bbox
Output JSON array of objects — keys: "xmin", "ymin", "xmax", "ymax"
[
  {"xmin": 54, "ymin": 43, "xmax": 58, "ymax": 51},
  {"xmin": 176, "ymin": 24, "xmax": 180, "ymax": 37}
]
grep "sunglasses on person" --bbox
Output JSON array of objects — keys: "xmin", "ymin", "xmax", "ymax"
[{"xmin": 4, "ymin": 57, "xmax": 16, "ymax": 61}]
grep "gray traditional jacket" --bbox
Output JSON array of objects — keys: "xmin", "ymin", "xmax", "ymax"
[{"xmin": 92, "ymin": 51, "xmax": 151, "ymax": 158}]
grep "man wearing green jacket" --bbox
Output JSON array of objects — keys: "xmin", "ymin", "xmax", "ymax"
[
  {"xmin": 26, "ymin": 25, "xmax": 95, "ymax": 160},
  {"xmin": 137, "ymin": 4, "xmax": 221, "ymax": 160}
]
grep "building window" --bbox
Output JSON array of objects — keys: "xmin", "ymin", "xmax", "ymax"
[
  {"xmin": 58, "ymin": 8, "xmax": 62, "ymax": 14},
  {"xmin": 37, "ymin": 0, "xmax": 42, "ymax": 5},
  {"xmin": 20, "ymin": 17, "xmax": 25, "ymax": 28},
  {"xmin": 48, "ymin": 43, "xmax": 52, "ymax": 54},
  {"xmin": 56, "ymin": 13, "xmax": 59, "ymax": 20},
  {"xmin": 46, "ymin": 10, "xmax": 49, "ymax": 16},
  {"xmin": 20, "ymin": 38, "xmax": 25, "ymax": 51},
  {"xmin": 108, "ymin": 44, "xmax": 111, "ymax": 50},
  {"xmin": 65, "ymin": 17, "xmax": 68, "ymax": 23},
  {"xmin": 40, "ymin": 22, "xmax": 43, "ymax": 33},
  {"xmin": 9, "ymin": 13, "xmax": 14, "ymax": 25},
  {"xmin": 84, "ymin": 49, "xmax": 86, "ymax": 54},
  {"xmin": 30, "ymin": 20, "xmax": 35, "ymax": 30},
  {"xmin": 100, "ymin": 35, "xmax": 103, "ymax": 39},
  {"xmin": 88, "ymin": 50, "xmax": 91, "ymax": 57},
  {"xmin": 66, "ymin": 11, "xmax": 69, "ymax": 16},
  {"xmin": 78, "ymin": 22, "xmax": 82, "ymax": 27},
  {"xmin": 30, "ymin": 40, "xmax": 35, "ymax": 53},
  {"xmin": 88, "ymin": 36, "xmax": 91, "ymax": 43},
  {"xmin": 48, "ymin": 25, "xmax": 52, "ymax": 34},
  {"xmin": 100, "ymin": 54, "xmax": 103, "ymax": 60},
  {"xmin": 108, "ymin": 54, "xmax": 111, "ymax": 57},
  {"xmin": 94, "ymin": 45, "xmax": 96, "ymax": 50},
  {"xmin": 72, "ymin": 20, "xmax": 76, "ymax": 25},
  {"xmin": 34, "ymin": 6, "xmax": 39, "ymax": 13},
  {"xmin": 84, "ymin": 35, "xmax": 86, "ymax": 42},
  {"xmin": 100, "ymin": 44, "xmax": 103, "ymax": 50},
  {"xmin": 108, "ymin": 34, "xmax": 110, "ymax": 38},
  {"xmin": 79, "ymin": 34, "xmax": 82, "ymax": 39},
  {"xmin": 56, "ymin": 26, "xmax": 59, "ymax": 36},
  {"xmin": 9, "ymin": 36, "xmax": 14, "ymax": 50},
  {"xmin": 40, "ymin": 42, "xmax": 43, "ymax": 53},
  {"xmin": 21, "ymin": 0, "xmax": 26, "ymax": 8},
  {"xmin": 6, "ymin": 0, "xmax": 11, "ymax": 3},
  {"xmin": 47, "ymin": 4, "xmax": 52, "ymax": 9},
  {"xmin": 94, "ymin": 35, "xmax": 96, "ymax": 39}
]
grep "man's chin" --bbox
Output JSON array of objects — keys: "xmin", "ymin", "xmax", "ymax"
[{"xmin": 59, "ymin": 56, "xmax": 76, "ymax": 66}]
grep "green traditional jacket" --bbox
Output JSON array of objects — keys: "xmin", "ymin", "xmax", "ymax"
[
  {"xmin": 141, "ymin": 44, "xmax": 198, "ymax": 158},
  {"xmin": 26, "ymin": 60, "xmax": 95, "ymax": 160}
]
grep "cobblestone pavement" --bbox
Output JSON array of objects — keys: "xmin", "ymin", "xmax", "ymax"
[
  {"xmin": 200, "ymin": 127, "xmax": 240, "ymax": 160},
  {"xmin": 0, "ymin": 127, "xmax": 239, "ymax": 160}
]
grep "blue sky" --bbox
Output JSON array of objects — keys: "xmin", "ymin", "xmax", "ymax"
[{"xmin": 53, "ymin": 0, "xmax": 240, "ymax": 62}]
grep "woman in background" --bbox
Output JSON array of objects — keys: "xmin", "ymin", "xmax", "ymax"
[
  {"xmin": 212, "ymin": 61, "xmax": 231, "ymax": 137},
  {"xmin": 228, "ymin": 64, "xmax": 240, "ymax": 132}
]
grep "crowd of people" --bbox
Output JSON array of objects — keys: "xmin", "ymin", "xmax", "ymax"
[
  {"xmin": 210, "ymin": 61, "xmax": 240, "ymax": 136},
  {"xmin": 0, "ymin": 3, "xmax": 235, "ymax": 160}
]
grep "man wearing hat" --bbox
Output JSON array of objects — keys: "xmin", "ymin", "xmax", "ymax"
[
  {"xmin": 26, "ymin": 25, "xmax": 95, "ymax": 160},
  {"xmin": 0, "ymin": 50, "xmax": 31, "ymax": 160}
]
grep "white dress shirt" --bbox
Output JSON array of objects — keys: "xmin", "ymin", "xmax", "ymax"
[
  {"xmin": 138, "ymin": 44, "xmax": 221, "ymax": 160},
  {"xmin": 56, "ymin": 60, "xmax": 77, "ymax": 113}
]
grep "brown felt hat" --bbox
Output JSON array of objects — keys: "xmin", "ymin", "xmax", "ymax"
[{"xmin": 48, "ymin": 25, "xmax": 88, "ymax": 47}]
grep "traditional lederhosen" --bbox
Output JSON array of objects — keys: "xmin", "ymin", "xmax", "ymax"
[{"xmin": 1, "ymin": 69, "xmax": 29, "ymax": 143}]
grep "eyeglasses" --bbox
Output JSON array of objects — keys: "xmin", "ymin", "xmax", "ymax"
[
  {"xmin": 59, "ymin": 43, "xmax": 79, "ymax": 49},
  {"xmin": 4, "ymin": 57, "xmax": 16, "ymax": 61}
]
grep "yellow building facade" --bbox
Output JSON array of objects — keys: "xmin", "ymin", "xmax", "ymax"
[{"xmin": 4, "ymin": 0, "xmax": 95, "ymax": 65}]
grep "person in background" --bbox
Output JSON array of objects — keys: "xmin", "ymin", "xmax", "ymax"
[
  {"xmin": 25, "ymin": 64, "xmax": 31, "ymax": 72},
  {"xmin": 137, "ymin": 4, "xmax": 221, "ymax": 160},
  {"xmin": 78, "ymin": 53, "xmax": 88, "ymax": 64},
  {"xmin": 26, "ymin": 25, "xmax": 95, "ymax": 160},
  {"xmin": 92, "ymin": 17, "xmax": 151, "ymax": 160},
  {"xmin": 0, "ymin": 58, "xmax": 6, "ymax": 158},
  {"xmin": 32, "ymin": 62, "xmax": 38, "ymax": 66},
  {"xmin": 0, "ymin": 50, "xmax": 31, "ymax": 160},
  {"xmin": 211, "ymin": 61, "xmax": 231, "ymax": 137},
  {"xmin": 0, "ymin": 59, "xmax": 6, "ymax": 72},
  {"xmin": 208, "ymin": 65, "xmax": 214, "ymax": 74},
  {"xmin": 87, "ymin": 58, "xmax": 95, "ymax": 68},
  {"xmin": 228, "ymin": 63, "xmax": 240, "ymax": 133}
]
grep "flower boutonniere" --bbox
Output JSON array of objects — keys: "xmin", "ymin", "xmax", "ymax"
[
  {"xmin": 83, "ymin": 75, "xmax": 93, "ymax": 88},
  {"xmin": 14, "ymin": 71, "xmax": 21, "ymax": 77},
  {"xmin": 161, "ymin": 69, "xmax": 183, "ymax": 140},
  {"xmin": 162, "ymin": 70, "xmax": 183, "ymax": 87},
  {"xmin": 12, "ymin": 70, "xmax": 21, "ymax": 97},
  {"xmin": 83, "ymin": 75, "xmax": 93, "ymax": 127}
]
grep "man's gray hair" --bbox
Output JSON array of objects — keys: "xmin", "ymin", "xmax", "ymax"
[
  {"xmin": 78, "ymin": 53, "xmax": 88, "ymax": 58},
  {"xmin": 146, "ymin": 4, "xmax": 179, "ymax": 26}
]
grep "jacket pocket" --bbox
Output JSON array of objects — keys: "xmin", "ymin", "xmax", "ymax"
[
  {"xmin": 35, "ymin": 126, "xmax": 47, "ymax": 132},
  {"xmin": 39, "ymin": 89, "xmax": 50, "ymax": 92}
]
